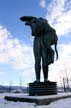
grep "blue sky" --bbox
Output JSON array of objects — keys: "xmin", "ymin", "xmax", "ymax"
[{"xmin": 0, "ymin": 0, "xmax": 71, "ymax": 86}]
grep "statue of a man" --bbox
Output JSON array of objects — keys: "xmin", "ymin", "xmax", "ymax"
[{"xmin": 20, "ymin": 16, "xmax": 58, "ymax": 82}]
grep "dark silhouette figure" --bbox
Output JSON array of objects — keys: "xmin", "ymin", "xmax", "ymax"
[{"xmin": 20, "ymin": 16, "xmax": 58, "ymax": 82}]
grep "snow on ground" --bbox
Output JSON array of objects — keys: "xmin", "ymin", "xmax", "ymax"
[{"xmin": 0, "ymin": 93, "xmax": 71, "ymax": 108}]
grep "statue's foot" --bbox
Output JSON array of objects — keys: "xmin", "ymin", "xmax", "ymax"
[
  {"xmin": 44, "ymin": 80, "xmax": 51, "ymax": 82},
  {"xmin": 34, "ymin": 80, "xmax": 40, "ymax": 83}
]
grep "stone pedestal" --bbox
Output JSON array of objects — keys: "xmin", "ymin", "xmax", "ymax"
[
  {"xmin": 29, "ymin": 81, "xmax": 57, "ymax": 96},
  {"xmin": 5, "ymin": 93, "xmax": 71, "ymax": 105}
]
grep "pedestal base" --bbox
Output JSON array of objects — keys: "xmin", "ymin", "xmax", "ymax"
[
  {"xmin": 29, "ymin": 81, "xmax": 57, "ymax": 96},
  {"xmin": 5, "ymin": 93, "xmax": 71, "ymax": 105}
]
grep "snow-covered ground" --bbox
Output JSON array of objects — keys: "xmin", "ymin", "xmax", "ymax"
[{"xmin": 0, "ymin": 93, "xmax": 71, "ymax": 108}]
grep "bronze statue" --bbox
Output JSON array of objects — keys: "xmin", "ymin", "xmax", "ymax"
[{"xmin": 20, "ymin": 16, "xmax": 58, "ymax": 82}]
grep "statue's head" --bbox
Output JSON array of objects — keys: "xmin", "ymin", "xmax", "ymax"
[
  {"xmin": 20, "ymin": 16, "xmax": 37, "ymax": 26},
  {"xmin": 20, "ymin": 16, "xmax": 47, "ymax": 36}
]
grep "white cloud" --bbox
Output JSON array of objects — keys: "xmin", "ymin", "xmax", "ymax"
[
  {"xmin": 0, "ymin": 25, "xmax": 34, "ymax": 70},
  {"xmin": 58, "ymin": 43, "xmax": 71, "ymax": 61},
  {"xmin": 45, "ymin": 0, "xmax": 71, "ymax": 36},
  {"xmin": 39, "ymin": 0, "xmax": 46, "ymax": 8}
]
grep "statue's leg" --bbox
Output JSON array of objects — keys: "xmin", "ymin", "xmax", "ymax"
[
  {"xmin": 43, "ymin": 65, "xmax": 49, "ymax": 82},
  {"xmin": 41, "ymin": 40, "xmax": 49, "ymax": 82},
  {"xmin": 35, "ymin": 61, "xmax": 41, "ymax": 82},
  {"xmin": 33, "ymin": 37, "xmax": 41, "ymax": 82}
]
